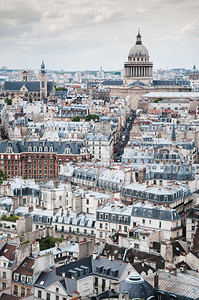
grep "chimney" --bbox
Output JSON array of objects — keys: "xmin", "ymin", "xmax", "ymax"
[{"xmin": 154, "ymin": 272, "xmax": 158, "ymax": 289}]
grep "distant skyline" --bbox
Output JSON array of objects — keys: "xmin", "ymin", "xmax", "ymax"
[{"xmin": 0, "ymin": 0, "xmax": 199, "ymax": 71}]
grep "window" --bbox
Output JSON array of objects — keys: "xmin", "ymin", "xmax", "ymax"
[
  {"xmin": 2, "ymin": 272, "xmax": 6, "ymax": 279},
  {"xmin": 192, "ymin": 226, "xmax": 195, "ymax": 231},
  {"xmin": 2, "ymin": 282, "xmax": 6, "ymax": 289},
  {"xmin": 21, "ymin": 287, "xmax": 25, "ymax": 297},
  {"xmin": 56, "ymin": 287, "xmax": 59, "ymax": 293},
  {"xmin": 100, "ymin": 223, "xmax": 103, "ymax": 229},
  {"xmin": 27, "ymin": 276, "xmax": 32, "ymax": 284},
  {"xmin": 27, "ymin": 289, "xmax": 31, "ymax": 296},
  {"xmin": 14, "ymin": 285, "xmax": 18, "ymax": 296},
  {"xmin": 124, "ymin": 226, "xmax": 127, "ymax": 232},
  {"xmin": 159, "ymin": 221, "xmax": 161, "ymax": 228},
  {"xmin": 86, "ymin": 199, "xmax": 89, "ymax": 204},
  {"xmin": 47, "ymin": 293, "xmax": 51, "ymax": 300},
  {"xmin": 38, "ymin": 290, "xmax": 42, "ymax": 298},
  {"xmin": 56, "ymin": 296, "xmax": 59, "ymax": 300},
  {"xmin": 21, "ymin": 275, "xmax": 26, "ymax": 283},
  {"xmin": 102, "ymin": 279, "xmax": 106, "ymax": 291},
  {"xmin": 142, "ymin": 219, "xmax": 145, "ymax": 224},
  {"xmin": 99, "ymin": 232, "xmax": 103, "ymax": 238}
]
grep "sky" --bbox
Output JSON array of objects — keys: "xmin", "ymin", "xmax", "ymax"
[{"xmin": 0, "ymin": 0, "xmax": 199, "ymax": 71}]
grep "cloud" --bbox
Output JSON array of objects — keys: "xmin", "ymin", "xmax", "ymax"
[{"xmin": 0, "ymin": 0, "xmax": 199, "ymax": 69}]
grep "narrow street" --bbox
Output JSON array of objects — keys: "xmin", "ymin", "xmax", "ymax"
[{"xmin": 114, "ymin": 110, "xmax": 136, "ymax": 162}]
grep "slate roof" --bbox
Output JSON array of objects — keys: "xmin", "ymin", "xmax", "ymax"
[
  {"xmin": 131, "ymin": 202, "xmax": 180, "ymax": 221},
  {"xmin": 0, "ymin": 140, "xmax": 87, "ymax": 155},
  {"xmin": 128, "ymin": 80, "xmax": 148, "ymax": 87},
  {"xmin": 133, "ymin": 262, "xmax": 155, "ymax": 275},
  {"xmin": 101, "ymin": 80, "xmax": 123, "ymax": 86},
  {"xmin": 96, "ymin": 289, "xmax": 120, "ymax": 299},
  {"xmin": 153, "ymin": 80, "xmax": 191, "ymax": 86},
  {"xmin": 186, "ymin": 206, "xmax": 199, "ymax": 219},
  {"xmin": 2, "ymin": 81, "xmax": 53, "ymax": 92},
  {"xmin": 34, "ymin": 268, "xmax": 77, "ymax": 296},
  {"xmin": 120, "ymin": 272, "xmax": 154, "ymax": 299}
]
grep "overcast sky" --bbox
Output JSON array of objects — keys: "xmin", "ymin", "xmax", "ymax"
[{"xmin": 0, "ymin": 0, "xmax": 198, "ymax": 71}]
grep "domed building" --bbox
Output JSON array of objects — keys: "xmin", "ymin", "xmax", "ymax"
[
  {"xmin": 124, "ymin": 30, "xmax": 153, "ymax": 86},
  {"xmin": 119, "ymin": 272, "xmax": 155, "ymax": 300}
]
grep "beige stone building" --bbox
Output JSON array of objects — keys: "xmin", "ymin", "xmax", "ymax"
[{"xmin": 103, "ymin": 31, "xmax": 192, "ymax": 109}]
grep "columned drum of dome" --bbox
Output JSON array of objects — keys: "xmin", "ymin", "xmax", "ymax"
[{"xmin": 124, "ymin": 31, "xmax": 153, "ymax": 86}]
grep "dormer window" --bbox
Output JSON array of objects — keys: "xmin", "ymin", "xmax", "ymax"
[
  {"xmin": 6, "ymin": 147, "xmax": 13, "ymax": 153},
  {"xmin": 28, "ymin": 146, "xmax": 32, "ymax": 152},
  {"xmin": 33, "ymin": 146, "xmax": 37, "ymax": 152},
  {"xmin": 65, "ymin": 148, "xmax": 70, "ymax": 154},
  {"xmin": 44, "ymin": 146, "xmax": 48, "ymax": 152},
  {"xmin": 14, "ymin": 273, "xmax": 19, "ymax": 281},
  {"xmin": 39, "ymin": 147, "xmax": 42, "ymax": 152}
]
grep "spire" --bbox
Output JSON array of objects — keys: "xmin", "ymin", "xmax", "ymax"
[
  {"xmin": 41, "ymin": 60, "xmax": 46, "ymax": 74},
  {"xmin": 171, "ymin": 122, "xmax": 176, "ymax": 141},
  {"xmin": 136, "ymin": 29, "xmax": 142, "ymax": 45}
]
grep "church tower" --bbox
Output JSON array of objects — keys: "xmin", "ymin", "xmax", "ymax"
[
  {"xmin": 40, "ymin": 61, "xmax": 47, "ymax": 100},
  {"xmin": 124, "ymin": 30, "xmax": 153, "ymax": 86}
]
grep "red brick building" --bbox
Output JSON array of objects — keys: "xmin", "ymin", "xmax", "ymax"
[{"xmin": 0, "ymin": 141, "xmax": 91, "ymax": 179}]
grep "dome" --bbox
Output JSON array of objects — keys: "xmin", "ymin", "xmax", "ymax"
[
  {"xmin": 120, "ymin": 272, "xmax": 154, "ymax": 299},
  {"xmin": 128, "ymin": 44, "xmax": 149, "ymax": 57},
  {"xmin": 128, "ymin": 31, "xmax": 149, "ymax": 58}
]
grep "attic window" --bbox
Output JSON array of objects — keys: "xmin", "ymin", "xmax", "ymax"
[
  {"xmin": 22, "ymin": 262, "xmax": 27, "ymax": 267},
  {"xmin": 3, "ymin": 249, "xmax": 8, "ymax": 253},
  {"xmin": 40, "ymin": 281, "xmax": 45, "ymax": 286}
]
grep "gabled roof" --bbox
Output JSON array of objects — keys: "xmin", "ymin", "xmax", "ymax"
[
  {"xmin": 128, "ymin": 80, "xmax": 148, "ymax": 87},
  {"xmin": 2, "ymin": 81, "xmax": 53, "ymax": 92}
]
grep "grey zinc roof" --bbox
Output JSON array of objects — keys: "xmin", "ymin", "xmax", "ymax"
[
  {"xmin": 101, "ymin": 80, "xmax": 123, "ymax": 86},
  {"xmin": 131, "ymin": 202, "xmax": 180, "ymax": 221},
  {"xmin": 2, "ymin": 81, "xmax": 53, "ymax": 92},
  {"xmin": 55, "ymin": 255, "xmax": 128, "ymax": 281},
  {"xmin": 34, "ymin": 269, "xmax": 77, "ymax": 296},
  {"xmin": 92, "ymin": 256, "xmax": 128, "ymax": 280}
]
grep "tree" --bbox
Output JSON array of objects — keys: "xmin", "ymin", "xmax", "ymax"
[
  {"xmin": 5, "ymin": 98, "xmax": 12, "ymax": 105},
  {"xmin": 0, "ymin": 170, "xmax": 7, "ymax": 184},
  {"xmin": 85, "ymin": 114, "xmax": 99, "ymax": 122},
  {"xmin": 40, "ymin": 238, "xmax": 63, "ymax": 251},
  {"xmin": 72, "ymin": 116, "xmax": 81, "ymax": 122}
]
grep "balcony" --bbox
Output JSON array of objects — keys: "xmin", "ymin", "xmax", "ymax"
[{"xmin": 171, "ymin": 226, "xmax": 182, "ymax": 231}]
